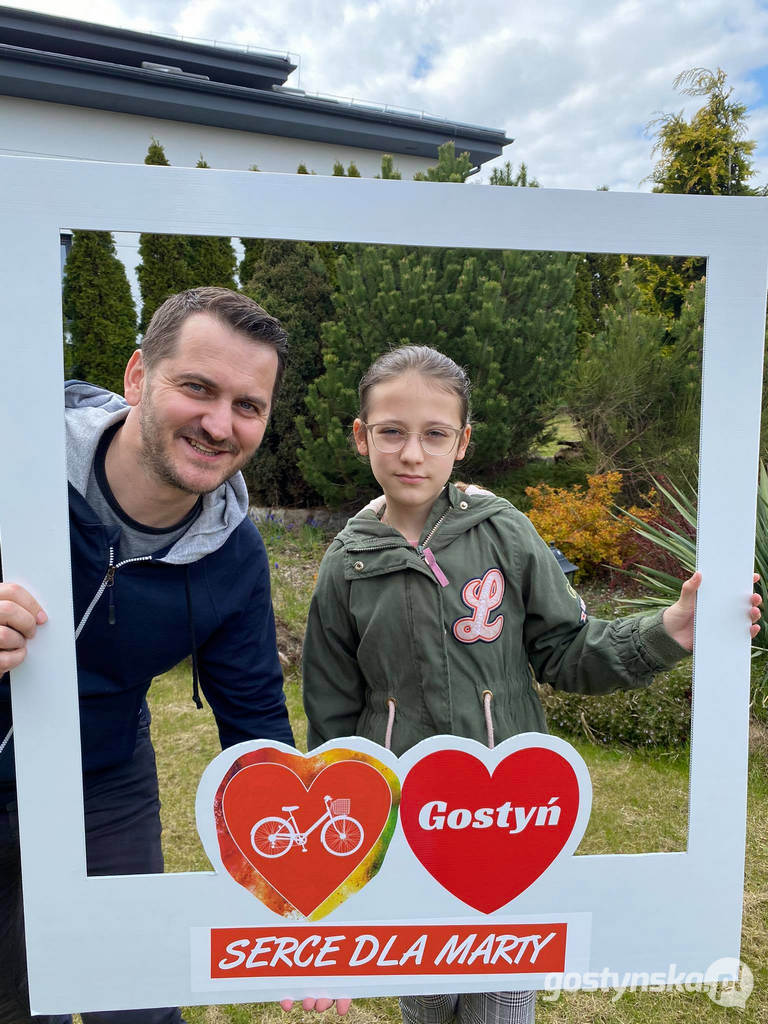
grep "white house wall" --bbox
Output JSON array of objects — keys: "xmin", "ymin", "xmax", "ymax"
[
  {"xmin": 0, "ymin": 95, "xmax": 436, "ymax": 177},
  {"xmin": 5, "ymin": 94, "xmax": 440, "ymax": 307}
]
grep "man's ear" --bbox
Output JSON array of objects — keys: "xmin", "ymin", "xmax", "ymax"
[
  {"xmin": 123, "ymin": 350, "xmax": 146, "ymax": 407},
  {"xmin": 352, "ymin": 418, "xmax": 369, "ymax": 456}
]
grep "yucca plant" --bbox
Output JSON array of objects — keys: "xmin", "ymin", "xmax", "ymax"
[
  {"xmin": 617, "ymin": 467, "xmax": 768, "ymax": 718},
  {"xmin": 617, "ymin": 476, "xmax": 697, "ymax": 611}
]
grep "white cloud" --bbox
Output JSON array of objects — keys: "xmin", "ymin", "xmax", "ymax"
[{"xmin": 9, "ymin": 0, "xmax": 768, "ymax": 190}]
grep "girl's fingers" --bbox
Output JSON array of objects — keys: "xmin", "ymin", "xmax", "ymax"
[
  {"xmin": 678, "ymin": 571, "xmax": 702, "ymax": 607},
  {"xmin": 280, "ymin": 998, "xmax": 352, "ymax": 1016}
]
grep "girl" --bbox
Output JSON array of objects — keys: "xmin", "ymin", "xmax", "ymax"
[{"xmin": 301, "ymin": 345, "xmax": 754, "ymax": 1024}]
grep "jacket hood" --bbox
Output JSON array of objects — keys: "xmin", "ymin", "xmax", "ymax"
[
  {"xmin": 334, "ymin": 482, "xmax": 511, "ymax": 552},
  {"xmin": 64, "ymin": 380, "xmax": 250, "ymax": 565}
]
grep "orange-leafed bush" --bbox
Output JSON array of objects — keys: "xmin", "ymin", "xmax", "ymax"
[{"xmin": 526, "ymin": 472, "xmax": 654, "ymax": 576}]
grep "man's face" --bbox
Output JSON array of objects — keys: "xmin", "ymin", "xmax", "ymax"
[{"xmin": 128, "ymin": 313, "xmax": 279, "ymax": 496}]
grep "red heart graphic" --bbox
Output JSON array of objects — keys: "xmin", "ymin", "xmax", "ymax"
[
  {"xmin": 215, "ymin": 750, "xmax": 396, "ymax": 917},
  {"xmin": 400, "ymin": 747, "xmax": 580, "ymax": 913}
]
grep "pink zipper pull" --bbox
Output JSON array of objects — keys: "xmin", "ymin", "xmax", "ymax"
[{"xmin": 421, "ymin": 546, "xmax": 449, "ymax": 588}]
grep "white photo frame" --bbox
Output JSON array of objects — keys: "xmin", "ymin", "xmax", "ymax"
[{"xmin": 0, "ymin": 155, "xmax": 765, "ymax": 1013}]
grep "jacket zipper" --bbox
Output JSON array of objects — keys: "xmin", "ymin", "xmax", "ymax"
[
  {"xmin": 416, "ymin": 510, "xmax": 451, "ymax": 587},
  {"xmin": 75, "ymin": 547, "xmax": 152, "ymax": 638},
  {"xmin": 347, "ymin": 510, "xmax": 453, "ymax": 586}
]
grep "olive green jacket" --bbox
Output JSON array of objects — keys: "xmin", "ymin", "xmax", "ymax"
[{"xmin": 303, "ymin": 484, "xmax": 688, "ymax": 755}]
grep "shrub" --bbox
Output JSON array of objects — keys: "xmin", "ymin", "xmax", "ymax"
[
  {"xmin": 526, "ymin": 472, "xmax": 654, "ymax": 576},
  {"xmin": 538, "ymin": 663, "xmax": 692, "ymax": 748},
  {"xmin": 487, "ymin": 460, "xmax": 589, "ymax": 512},
  {"xmin": 564, "ymin": 269, "xmax": 701, "ymax": 492},
  {"xmin": 297, "ymin": 243, "xmax": 579, "ymax": 506}
]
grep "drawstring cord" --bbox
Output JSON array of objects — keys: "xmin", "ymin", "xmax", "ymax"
[
  {"xmin": 384, "ymin": 698, "xmax": 396, "ymax": 751},
  {"xmin": 482, "ymin": 689, "xmax": 495, "ymax": 749},
  {"xmin": 383, "ymin": 693, "xmax": 494, "ymax": 751},
  {"xmin": 185, "ymin": 568, "xmax": 203, "ymax": 710}
]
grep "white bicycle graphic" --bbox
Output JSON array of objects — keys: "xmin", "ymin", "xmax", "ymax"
[{"xmin": 250, "ymin": 795, "xmax": 365, "ymax": 858}]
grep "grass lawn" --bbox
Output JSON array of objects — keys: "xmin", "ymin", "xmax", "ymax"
[{"xmin": 145, "ymin": 522, "xmax": 767, "ymax": 1023}]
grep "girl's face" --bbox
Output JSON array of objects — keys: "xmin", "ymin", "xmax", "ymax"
[{"xmin": 353, "ymin": 371, "xmax": 471, "ymax": 519}]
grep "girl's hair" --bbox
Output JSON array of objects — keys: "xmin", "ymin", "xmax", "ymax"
[{"xmin": 358, "ymin": 346, "xmax": 471, "ymax": 424}]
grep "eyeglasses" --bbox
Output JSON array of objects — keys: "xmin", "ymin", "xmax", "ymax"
[{"xmin": 362, "ymin": 422, "xmax": 464, "ymax": 457}]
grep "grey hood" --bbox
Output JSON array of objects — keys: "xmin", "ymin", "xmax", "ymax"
[{"xmin": 64, "ymin": 381, "xmax": 251, "ymax": 565}]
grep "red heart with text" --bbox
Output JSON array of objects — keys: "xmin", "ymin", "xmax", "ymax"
[
  {"xmin": 217, "ymin": 754, "xmax": 395, "ymax": 917},
  {"xmin": 400, "ymin": 748, "xmax": 580, "ymax": 913}
]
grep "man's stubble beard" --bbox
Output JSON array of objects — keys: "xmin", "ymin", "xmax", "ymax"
[{"xmin": 138, "ymin": 388, "xmax": 250, "ymax": 496}]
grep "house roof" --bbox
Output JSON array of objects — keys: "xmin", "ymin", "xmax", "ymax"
[{"xmin": 0, "ymin": 6, "xmax": 512, "ymax": 166}]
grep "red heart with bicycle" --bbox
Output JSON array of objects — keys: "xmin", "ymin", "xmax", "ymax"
[
  {"xmin": 400, "ymin": 747, "xmax": 581, "ymax": 913},
  {"xmin": 214, "ymin": 747, "xmax": 399, "ymax": 918}
]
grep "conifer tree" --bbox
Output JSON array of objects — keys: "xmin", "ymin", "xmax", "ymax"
[
  {"xmin": 297, "ymin": 244, "xmax": 578, "ymax": 505},
  {"xmin": 636, "ymin": 68, "xmax": 764, "ymax": 320},
  {"xmin": 62, "ymin": 231, "xmax": 137, "ymax": 394},
  {"xmin": 376, "ymin": 154, "xmax": 402, "ymax": 179},
  {"xmin": 241, "ymin": 241, "xmax": 334, "ymax": 505},
  {"xmin": 573, "ymin": 251, "xmax": 622, "ymax": 343},
  {"xmin": 136, "ymin": 139, "xmax": 190, "ymax": 330},
  {"xmin": 648, "ymin": 67, "xmax": 760, "ymax": 195},
  {"xmin": 413, "ymin": 141, "xmax": 473, "ymax": 182},
  {"xmin": 489, "ymin": 161, "xmax": 538, "ymax": 187},
  {"xmin": 565, "ymin": 268, "xmax": 700, "ymax": 484},
  {"xmin": 185, "ymin": 156, "xmax": 237, "ymax": 289},
  {"xmin": 332, "ymin": 160, "xmax": 361, "ymax": 177}
]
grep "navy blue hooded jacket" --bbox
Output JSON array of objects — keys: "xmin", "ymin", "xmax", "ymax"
[{"xmin": 0, "ymin": 383, "xmax": 293, "ymax": 797}]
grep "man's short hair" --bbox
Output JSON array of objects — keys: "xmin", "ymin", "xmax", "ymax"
[{"xmin": 141, "ymin": 287, "xmax": 289, "ymax": 399}]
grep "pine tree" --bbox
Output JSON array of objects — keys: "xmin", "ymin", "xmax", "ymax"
[
  {"xmin": 241, "ymin": 241, "xmax": 334, "ymax": 505},
  {"xmin": 376, "ymin": 154, "xmax": 402, "ymax": 180},
  {"xmin": 62, "ymin": 231, "xmax": 137, "ymax": 394},
  {"xmin": 565, "ymin": 268, "xmax": 701, "ymax": 485},
  {"xmin": 489, "ymin": 161, "xmax": 538, "ymax": 187},
  {"xmin": 185, "ymin": 156, "xmax": 237, "ymax": 289},
  {"xmin": 413, "ymin": 141, "xmax": 473, "ymax": 182},
  {"xmin": 136, "ymin": 139, "xmax": 190, "ymax": 330},
  {"xmin": 296, "ymin": 244, "xmax": 578, "ymax": 505},
  {"xmin": 332, "ymin": 160, "xmax": 361, "ymax": 177}
]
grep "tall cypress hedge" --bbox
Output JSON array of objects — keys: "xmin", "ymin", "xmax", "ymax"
[{"xmin": 62, "ymin": 231, "xmax": 137, "ymax": 394}]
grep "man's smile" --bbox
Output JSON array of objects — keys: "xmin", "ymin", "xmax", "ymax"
[{"xmin": 181, "ymin": 433, "xmax": 238, "ymax": 459}]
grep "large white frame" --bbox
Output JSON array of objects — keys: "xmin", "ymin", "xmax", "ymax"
[{"xmin": 0, "ymin": 155, "xmax": 765, "ymax": 1013}]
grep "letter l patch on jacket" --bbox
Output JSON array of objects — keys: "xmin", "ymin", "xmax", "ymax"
[{"xmin": 452, "ymin": 568, "xmax": 505, "ymax": 644}]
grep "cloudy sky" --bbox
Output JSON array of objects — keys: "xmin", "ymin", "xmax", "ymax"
[{"xmin": 9, "ymin": 0, "xmax": 768, "ymax": 190}]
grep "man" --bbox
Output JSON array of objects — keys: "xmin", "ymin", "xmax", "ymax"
[{"xmin": 0, "ymin": 287, "xmax": 294, "ymax": 1024}]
